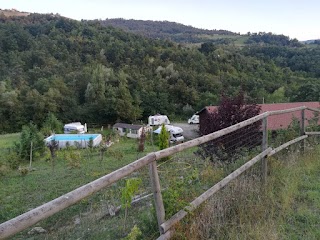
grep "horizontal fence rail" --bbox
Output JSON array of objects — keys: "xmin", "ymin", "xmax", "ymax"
[
  {"xmin": 268, "ymin": 135, "xmax": 308, "ymax": 157},
  {"xmin": 160, "ymin": 147, "xmax": 272, "ymax": 234},
  {"xmin": 1, "ymin": 105, "xmax": 319, "ymax": 239}
]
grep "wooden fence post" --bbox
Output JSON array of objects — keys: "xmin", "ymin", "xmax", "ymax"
[
  {"xmin": 149, "ymin": 161, "xmax": 165, "ymax": 234},
  {"xmin": 262, "ymin": 117, "xmax": 268, "ymax": 184},
  {"xmin": 300, "ymin": 109, "xmax": 305, "ymax": 152},
  {"xmin": 29, "ymin": 141, "xmax": 33, "ymax": 169}
]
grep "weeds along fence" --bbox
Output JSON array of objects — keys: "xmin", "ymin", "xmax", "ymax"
[{"xmin": 0, "ymin": 106, "xmax": 320, "ymax": 239}]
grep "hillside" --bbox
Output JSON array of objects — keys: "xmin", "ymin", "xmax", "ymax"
[
  {"xmin": 0, "ymin": 14, "xmax": 320, "ymax": 133},
  {"xmin": 0, "ymin": 9, "xmax": 30, "ymax": 17},
  {"xmin": 101, "ymin": 18, "xmax": 238, "ymax": 43}
]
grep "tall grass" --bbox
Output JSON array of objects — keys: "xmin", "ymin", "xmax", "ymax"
[{"xmin": 172, "ymin": 145, "xmax": 320, "ymax": 239}]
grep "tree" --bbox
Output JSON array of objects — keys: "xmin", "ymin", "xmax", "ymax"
[
  {"xmin": 115, "ymin": 71, "xmax": 142, "ymax": 122},
  {"xmin": 200, "ymin": 92, "xmax": 261, "ymax": 162},
  {"xmin": 14, "ymin": 123, "xmax": 46, "ymax": 161},
  {"xmin": 121, "ymin": 178, "xmax": 142, "ymax": 231},
  {"xmin": 159, "ymin": 124, "xmax": 170, "ymax": 151},
  {"xmin": 41, "ymin": 112, "xmax": 63, "ymax": 136}
]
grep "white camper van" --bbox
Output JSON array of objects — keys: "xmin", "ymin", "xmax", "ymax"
[
  {"xmin": 148, "ymin": 115, "xmax": 170, "ymax": 126},
  {"xmin": 188, "ymin": 114, "xmax": 199, "ymax": 124},
  {"xmin": 154, "ymin": 125, "xmax": 184, "ymax": 143},
  {"xmin": 64, "ymin": 122, "xmax": 87, "ymax": 134}
]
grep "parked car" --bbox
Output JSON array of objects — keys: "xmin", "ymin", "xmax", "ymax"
[{"xmin": 188, "ymin": 114, "xmax": 199, "ymax": 124}]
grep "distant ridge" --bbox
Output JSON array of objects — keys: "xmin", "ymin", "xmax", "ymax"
[
  {"xmin": 101, "ymin": 18, "xmax": 238, "ymax": 43},
  {"xmin": 301, "ymin": 39, "xmax": 320, "ymax": 44},
  {"xmin": 0, "ymin": 9, "xmax": 30, "ymax": 17}
]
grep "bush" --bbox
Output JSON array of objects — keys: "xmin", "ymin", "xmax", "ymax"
[
  {"xmin": 7, "ymin": 151, "xmax": 20, "ymax": 169},
  {"xmin": 199, "ymin": 92, "xmax": 261, "ymax": 162},
  {"xmin": 14, "ymin": 123, "xmax": 46, "ymax": 161},
  {"xmin": 41, "ymin": 113, "xmax": 63, "ymax": 136},
  {"xmin": 0, "ymin": 163, "xmax": 9, "ymax": 176},
  {"xmin": 158, "ymin": 124, "xmax": 169, "ymax": 150}
]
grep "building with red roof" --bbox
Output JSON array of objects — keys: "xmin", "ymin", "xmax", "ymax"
[
  {"xmin": 258, "ymin": 102, "xmax": 320, "ymax": 130},
  {"xmin": 198, "ymin": 102, "xmax": 320, "ymax": 132}
]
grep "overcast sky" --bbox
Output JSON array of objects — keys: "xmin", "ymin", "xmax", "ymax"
[{"xmin": 1, "ymin": 0, "xmax": 319, "ymax": 40}]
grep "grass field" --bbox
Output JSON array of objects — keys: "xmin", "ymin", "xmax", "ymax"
[
  {"xmin": 173, "ymin": 144, "xmax": 320, "ymax": 239},
  {"xmin": 0, "ymin": 133, "xmax": 20, "ymax": 148},
  {"xmin": 1, "ymin": 131, "xmax": 319, "ymax": 239},
  {"xmin": 0, "ymin": 134, "xmax": 220, "ymax": 239}
]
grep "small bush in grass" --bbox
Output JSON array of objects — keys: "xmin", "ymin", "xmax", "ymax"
[
  {"xmin": 162, "ymin": 181, "xmax": 189, "ymax": 218},
  {"xmin": 18, "ymin": 166, "xmax": 29, "ymax": 176},
  {"xmin": 122, "ymin": 225, "xmax": 142, "ymax": 240},
  {"xmin": 0, "ymin": 163, "xmax": 9, "ymax": 176},
  {"xmin": 108, "ymin": 149, "xmax": 124, "ymax": 161},
  {"xmin": 66, "ymin": 151, "xmax": 81, "ymax": 169},
  {"xmin": 121, "ymin": 178, "xmax": 142, "ymax": 232},
  {"xmin": 7, "ymin": 151, "xmax": 20, "ymax": 169}
]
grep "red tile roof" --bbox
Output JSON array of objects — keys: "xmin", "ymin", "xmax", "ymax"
[
  {"xmin": 258, "ymin": 102, "xmax": 320, "ymax": 130},
  {"xmin": 200, "ymin": 102, "xmax": 320, "ymax": 130}
]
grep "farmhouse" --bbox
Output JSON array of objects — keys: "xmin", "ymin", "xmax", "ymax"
[
  {"xmin": 113, "ymin": 123, "xmax": 151, "ymax": 139},
  {"xmin": 198, "ymin": 102, "xmax": 320, "ymax": 133}
]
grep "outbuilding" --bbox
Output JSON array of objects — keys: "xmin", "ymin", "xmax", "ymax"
[
  {"xmin": 198, "ymin": 102, "xmax": 320, "ymax": 133},
  {"xmin": 113, "ymin": 123, "xmax": 152, "ymax": 139}
]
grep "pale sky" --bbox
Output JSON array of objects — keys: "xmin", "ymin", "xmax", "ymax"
[{"xmin": 1, "ymin": 0, "xmax": 319, "ymax": 41}]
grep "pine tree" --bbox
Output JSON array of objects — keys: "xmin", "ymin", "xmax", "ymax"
[{"xmin": 159, "ymin": 124, "xmax": 169, "ymax": 150}]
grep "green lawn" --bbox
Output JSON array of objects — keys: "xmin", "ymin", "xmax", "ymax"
[
  {"xmin": 0, "ymin": 135, "xmax": 218, "ymax": 239},
  {"xmin": 279, "ymin": 148, "xmax": 320, "ymax": 239},
  {"xmin": 0, "ymin": 133, "xmax": 20, "ymax": 148},
  {"xmin": 1, "ymin": 132, "xmax": 319, "ymax": 239}
]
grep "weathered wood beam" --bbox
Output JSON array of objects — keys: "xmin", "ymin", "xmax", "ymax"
[
  {"xmin": 268, "ymin": 106, "xmax": 306, "ymax": 116},
  {"xmin": 305, "ymin": 132, "xmax": 320, "ymax": 136},
  {"xmin": 268, "ymin": 135, "xmax": 308, "ymax": 157}
]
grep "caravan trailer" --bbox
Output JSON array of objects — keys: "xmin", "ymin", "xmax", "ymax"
[
  {"xmin": 148, "ymin": 115, "xmax": 170, "ymax": 126},
  {"xmin": 64, "ymin": 122, "xmax": 87, "ymax": 134},
  {"xmin": 154, "ymin": 125, "xmax": 184, "ymax": 143}
]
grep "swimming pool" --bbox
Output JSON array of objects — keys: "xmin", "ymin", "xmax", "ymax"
[{"xmin": 44, "ymin": 134, "xmax": 102, "ymax": 149}]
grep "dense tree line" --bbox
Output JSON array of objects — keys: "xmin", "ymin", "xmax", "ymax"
[
  {"xmin": 0, "ymin": 14, "xmax": 319, "ymax": 133},
  {"xmin": 245, "ymin": 32, "xmax": 303, "ymax": 47},
  {"xmin": 102, "ymin": 18, "xmax": 237, "ymax": 43}
]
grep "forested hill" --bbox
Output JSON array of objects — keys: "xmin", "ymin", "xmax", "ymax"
[
  {"xmin": 101, "ymin": 18, "xmax": 237, "ymax": 43},
  {"xmin": 0, "ymin": 14, "xmax": 320, "ymax": 133}
]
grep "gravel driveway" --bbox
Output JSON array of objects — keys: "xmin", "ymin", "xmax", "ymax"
[{"xmin": 171, "ymin": 122, "xmax": 200, "ymax": 140}]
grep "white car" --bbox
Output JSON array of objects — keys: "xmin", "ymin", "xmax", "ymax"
[{"xmin": 188, "ymin": 114, "xmax": 199, "ymax": 124}]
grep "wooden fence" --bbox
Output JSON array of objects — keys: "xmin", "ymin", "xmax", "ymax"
[{"xmin": 0, "ymin": 106, "xmax": 319, "ymax": 239}]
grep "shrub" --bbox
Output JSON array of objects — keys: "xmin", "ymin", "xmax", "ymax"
[
  {"xmin": 0, "ymin": 163, "xmax": 9, "ymax": 176},
  {"xmin": 7, "ymin": 151, "xmax": 20, "ymax": 169},
  {"xmin": 14, "ymin": 123, "xmax": 46, "ymax": 161},
  {"xmin": 158, "ymin": 124, "xmax": 169, "ymax": 151},
  {"xmin": 66, "ymin": 151, "xmax": 81, "ymax": 169},
  {"xmin": 199, "ymin": 92, "xmax": 261, "ymax": 162},
  {"xmin": 41, "ymin": 113, "xmax": 63, "ymax": 136}
]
